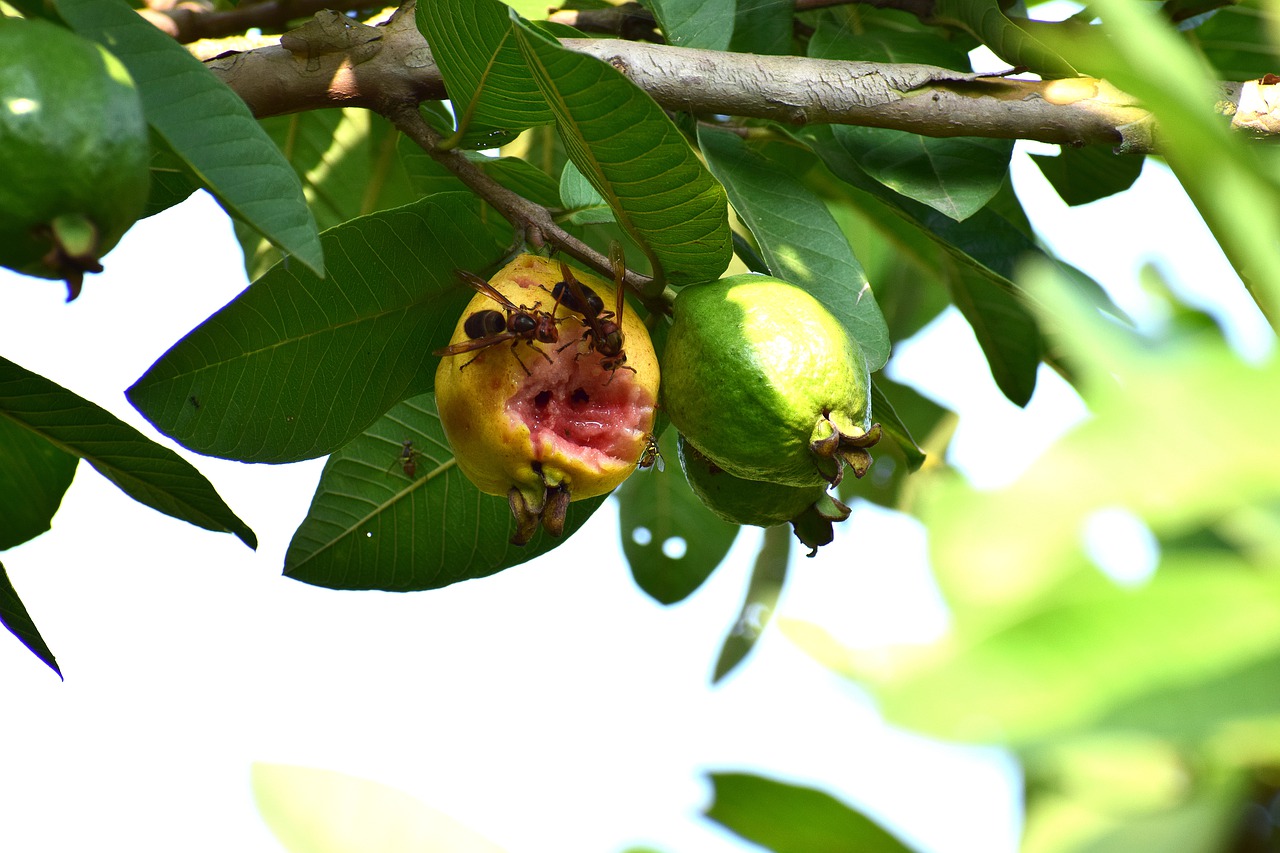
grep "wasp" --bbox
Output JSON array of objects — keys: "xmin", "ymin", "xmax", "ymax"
[
  {"xmin": 388, "ymin": 438, "xmax": 422, "ymax": 478},
  {"xmin": 637, "ymin": 433, "xmax": 664, "ymax": 472},
  {"xmin": 433, "ymin": 270, "xmax": 561, "ymax": 376},
  {"xmin": 553, "ymin": 245, "xmax": 636, "ymax": 381}
]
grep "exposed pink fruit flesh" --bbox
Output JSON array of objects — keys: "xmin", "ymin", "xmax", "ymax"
[{"xmin": 506, "ymin": 319, "xmax": 652, "ymax": 469}]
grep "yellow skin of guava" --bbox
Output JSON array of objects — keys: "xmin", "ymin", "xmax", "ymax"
[{"xmin": 434, "ymin": 254, "xmax": 659, "ymax": 510}]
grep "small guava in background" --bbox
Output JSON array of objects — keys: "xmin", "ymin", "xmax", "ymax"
[
  {"xmin": 0, "ymin": 17, "xmax": 151, "ymax": 300},
  {"xmin": 434, "ymin": 254, "xmax": 659, "ymax": 544},
  {"xmin": 661, "ymin": 273, "xmax": 880, "ymax": 488}
]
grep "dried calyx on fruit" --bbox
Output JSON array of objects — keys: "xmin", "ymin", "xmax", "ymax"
[
  {"xmin": 661, "ymin": 274, "xmax": 881, "ymax": 488},
  {"xmin": 677, "ymin": 433, "xmax": 851, "ymax": 556},
  {"xmin": 434, "ymin": 254, "xmax": 659, "ymax": 544}
]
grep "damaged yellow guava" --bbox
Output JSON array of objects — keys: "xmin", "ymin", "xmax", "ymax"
[{"xmin": 434, "ymin": 254, "xmax": 659, "ymax": 544}]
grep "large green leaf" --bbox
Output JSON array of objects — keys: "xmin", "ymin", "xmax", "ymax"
[
  {"xmin": 0, "ymin": 561, "xmax": 61, "ymax": 679},
  {"xmin": 705, "ymin": 773, "xmax": 916, "ymax": 853},
  {"xmin": 284, "ymin": 394, "xmax": 605, "ymax": 591},
  {"xmin": 128, "ymin": 194, "xmax": 508, "ymax": 464},
  {"xmin": 55, "ymin": 0, "xmax": 323, "ymax": 277},
  {"xmin": 398, "ymin": 136, "xmax": 562, "ymax": 210},
  {"xmin": 240, "ymin": 110, "xmax": 420, "ymax": 279},
  {"xmin": 514, "ymin": 17, "xmax": 732, "ymax": 288},
  {"xmin": 714, "ymin": 525, "xmax": 790, "ymax": 683},
  {"xmin": 416, "ymin": 0, "xmax": 553, "ymax": 139},
  {"xmin": 617, "ymin": 427, "xmax": 738, "ymax": 604},
  {"xmin": 809, "ymin": 15, "xmax": 1013, "ymax": 222},
  {"xmin": 0, "ymin": 416, "xmax": 78, "ymax": 551},
  {"xmin": 698, "ymin": 127, "xmax": 891, "ymax": 371},
  {"xmin": 253, "ymin": 763, "xmax": 507, "ymax": 853},
  {"xmin": 0, "ymin": 356, "xmax": 255, "ymax": 548},
  {"xmin": 641, "ymin": 0, "xmax": 734, "ymax": 50},
  {"xmin": 931, "ymin": 0, "xmax": 1077, "ymax": 76},
  {"xmin": 1185, "ymin": 0, "xmax": 1280, "ymax": 80}
]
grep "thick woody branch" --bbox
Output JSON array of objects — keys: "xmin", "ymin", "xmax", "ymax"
[{"xmin": 203, "ymin": 8, "xmax": 1274, "ymax": 154}]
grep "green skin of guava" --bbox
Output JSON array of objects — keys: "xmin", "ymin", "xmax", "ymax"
[{"xmin": 0, "ymin": 18, "xmax": 150, "ymax": 290}]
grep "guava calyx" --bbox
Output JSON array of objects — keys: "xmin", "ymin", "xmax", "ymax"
[
  {"xmin": 791, "ymin": 492, "xmax": 852, "ymax": 557},
  {"xmin": 508, "ymin": 479, "xmax": 570, "ymax": 546},
  {"xmin": 42, "ymin": 214, "xmax": 104, "ymax": 301},
  {"xmin": 809, "ymin": 415, "xmax": 882, "ymax": 486}
]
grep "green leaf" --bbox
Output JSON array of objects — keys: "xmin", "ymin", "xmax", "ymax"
[
  {"xmin": 0, "ymin": 416, "xmax": 78, "ymax": 550},
  {"xmin": 698, "ymin": 127, "xmax": 891, "ymax": 371},
  {"xmin": 1186, "ymin": 0, "xmax": 1280, "ymax": 80},
  {"xmin": 514, "ymin": 17, "xmax": 732, "ymax": 288},
  {"xmin": 141, "ymin": 131, "xmax": 199, "ymax": 220},
  {"xmin": 128, "ymin": 194, "xmax": 508, "ymax": 464},
  {"xmin": 617, "ymin": 428, "xmax": 738, "ymax": 604},
  {"xmin": 240, "ymin": 110, "xmax": 421, "ymax": 279},
  {"xmin": 730, "ymin": 0, "xmax": 793, "ymax": 54},
  {"xmin": 641, "ymin": 0, "xmax": 734, "ymax": 50},
  {"xmin": 253, "ymin": 763, "xmax": 508, "ymax": 853},
  {"xmin": 0, "ymin": 356, "xmax": 256, "ymax": 549},
  {"xmin": 808, "ymin": 23, "xmax": 1013, "ymax": 222},
  {"xmin": 559, "ymin": 161, "xmax": 616, "ymax": 225},
  {"xmin": 713, "ymin": 524, "xmax": 790, "ymax": 683},
  {"xmin": 705, "ymin": 772, "xmax": 916, "ymax": 853},
  {"xmin": 416, "ymin": 0, "xmax": 553, "ymax": 139},
  {"xmin": 55, "ymin": 0, "xmax": 323, "ymax": 277},
  {"xmin": 930, "ymin": 0, "xmax": 1077, "ymax": 76},
  {"xmin": 284, "ymin": 394, "xmax": 605, "ymax": 592},
  {"xmin": 1030, "ymin": 146, "xmax": 1145, "ymax": 207},
  {"xmin": 398, "ymin": 136, "xmax": 563, "ymax": 210},
  {"xmin": 948, "ymin": 264, "xmax": 1043, "ymax": 406},
  {"xmin": 870, "ymin": 381, "xmax": 926, "ymax": 473},
  {"xmin": 0, "ymin": 562, "xmax": 61, "ymax": 679}
]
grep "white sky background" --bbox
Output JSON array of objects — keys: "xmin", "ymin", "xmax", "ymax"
[{"xmin": 0, "ymin": 140, "xmax": 1268, "ymax": 853}]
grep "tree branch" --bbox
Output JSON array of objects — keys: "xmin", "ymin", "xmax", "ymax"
[{"xmin": 202, "ymin": 6, "xmax": 1274, "ymax": 154}]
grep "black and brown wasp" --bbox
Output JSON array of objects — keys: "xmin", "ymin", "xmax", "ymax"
[
  {"xmin": 553, "ymin": 245, "xmax": 636, "ymax": 381},
  {"xmin": 433, "ymin": 270, "xmax": 561, "ymax": 376},
  {"xmin": 388, "ymin": 438, "xmax": 421, "ymax": 478},
  {"xmin": 637, "ymin": 432, "xmax": 664, "ymax": 472}
]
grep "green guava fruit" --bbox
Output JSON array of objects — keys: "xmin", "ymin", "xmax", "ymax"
[
  {"xmin": 677, "ymin": 433, "xmax": 851, "ymax": 555},
  {"xmin": 0, "ymin": 17, "xmax": 150, "ymax": 299},
  {"xmin": 661, "ymin": 274, "xmax": 880, "ymax": 488}
]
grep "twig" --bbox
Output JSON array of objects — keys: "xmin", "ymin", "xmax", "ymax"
[{"xmin": 384, "ymin": 102, "xmax": 656, "ymax": 297}]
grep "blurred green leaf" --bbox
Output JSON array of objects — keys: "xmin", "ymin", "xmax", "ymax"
[
  {"xmin": 285, "ymin": 394, "xmax": 605, "ymax": 592},
  {"xmin": 642, "ymin": 0, "xmax": 734, "ymax": 49},
  {"xmin": 416, "ymin": 0, "xmax": 553, "ymax": 140},
  {"xmin": 714, "ymin": 524, "xmax": 790, "ymax": 683},
  {"xmin": 618, "ymin": 428, "xmax": 738, "ymax": 604},
  {"xmin": 869, "ymin": 380, "xmax": 927, "ymax": 473},
  {"xmin": 0, "ymin": 356, "xmax": 255, "ymax": 549},
  {"xmin": 0, "ymin": 562, "xmax": 61, "ymax": 679},
  {"xmin": 699, "ymin": 126, "xmax": 891, "ymax": 371},
  {"xmin": 1043, "ymin": 0, "xmax": 1280, "ymax": 326},
  {"xmin": 514, "ymin": 17, "xmax": 733, "ymax": 288},
  {"xmin": 705, "ymin": 772, "xmax": 917, "ymax": 853},
  {"xmin": 1186, "ymin": 0, "xmax": 1280, "ymax": 80},
  {"xmin": 1031, "ymin": 147, "xmax": 1145, "ymax": 207},
  {"xmin": 253, "ymin": 763, "xmax": 508, "ymax": 853},
  {"xmin": 128, "ymin": 194, "xmax": 507, "ymax": 464},
  {"xmin": 0, "ymin": 416, "xmax": 78, "ymax": 551},
  {"xmin": 56, "ymin": 0, "xmax": 323, "ymax": 277},
  {"xmin": 730, "ymin": 0, "xmax": 793, "ymax": 54}
]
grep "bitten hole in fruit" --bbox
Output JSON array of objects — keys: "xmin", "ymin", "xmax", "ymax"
[{"xmin": 509, "ymin": 326, "xmax": 654, "ymax": 465}]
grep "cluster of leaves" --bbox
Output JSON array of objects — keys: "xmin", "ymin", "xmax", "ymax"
[{"xmin": 3, "ymin": 0, "xmax": 1280, "ymax": 848}]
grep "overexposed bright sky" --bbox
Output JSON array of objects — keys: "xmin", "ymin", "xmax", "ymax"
[{"xmin": 0, "ymin": 141, "xmax": 1264, "ymax": 853}]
